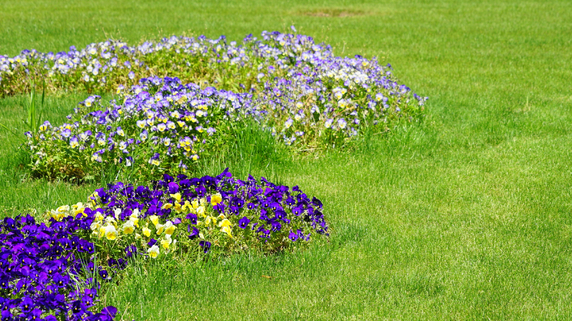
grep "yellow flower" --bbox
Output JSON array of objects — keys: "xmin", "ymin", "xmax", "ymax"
[
  {"xmin": 218, "ymin": 219, "xmax": 232, "ymax": 228},
  {"xmin": 72, "ymin": 202, "xmax": 86, "ymax": 216},
  {"xmin": 148, "ymin": 245, "xmax": 160, "ymax": 258},
  {"xmin": 122, "ymin": 221, "xmax": 135, "ymax": 234},
  {"xmin": 50, "ymin": 210, "xmax": 63, "ymax": 221},
  {"xmin": 191, "ymin": 199, "xmax": 199, "ymax": 209},
  {"xmin": 170, "ymin": 193, "xmax": 182, "ymax": 202},
  {"xmin": 160, "ymin": 236, "xmax": 172, "ymax": 250},
  {"xmin": 156, "ymin": 223, "xmax": 165, "ymax": 235},
  {"xmin": 149, "ymin": 215, "xmax": 159, "ymax": 226},
  {"xmin": 182, "ymin": 200, "xmax": 192, "ymax": 212},
  {"xmin": 205, "ymin": 216, "xmax": 217, "ymax": 226},
  {"xmin": 105, "ymin": 216, "xmax": 117, "ymax": 227},
  {"xmin": 90, "ymin": 222, "xmax": 100, "ymax": 231},
  {"xmin": 196, "ymin": 206, "xmax": 205, "ymax": 217},
  {"xmin": 56, "ymin": 205, "xmax": 70, "ymax": 213},
  {"xmin": 210, "ymin": 193, "xmax": 222, "ymax": 206},
  {"xmin": 104, "ymin": 225, "xmax": 118, "ymax": 240},
  {"xmin": 161, "ymin": 203, "xmax": 173, "ymax": 210},
  {"xmin": 142, "ymin": 227, "xmax": 151, "ymax": 237},
  {"xmin": 164, "ymin": 221, "xmax": 176, "ymax": 235},
  {"xmin": 129, "ymin": 215, "xmax": 139, "ymax": 228},
  {"xmin": 221, "ymin": 225, "xmax": 233, "ymax": 238},
  {"xmin": 95, "ymin": 213, "xmax": 104, "ymax": 222}
]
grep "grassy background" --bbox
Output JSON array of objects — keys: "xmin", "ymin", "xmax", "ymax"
[{"xmin": 1, "ymin": 0, "xmax": 572, "ymax": 319}]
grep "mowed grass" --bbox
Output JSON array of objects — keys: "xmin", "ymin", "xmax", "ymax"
[{"xmin": 1, "ymin": 0, "xmax": 572, "ymax": 319}]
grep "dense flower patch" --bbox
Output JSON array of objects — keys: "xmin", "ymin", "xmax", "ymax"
[
  {"xmin": 1, "ymin": 170, "xmax": 327, "ymax": 320},
  {"xmin": 7, "ymin": 29, "xmax": 426, "ymax": 175},
  {"xmin": 26, "ymin": 68, "xmax": 424, "ymax": 180},
  {"xmin": 26, "ymin": 76, "xmax": 251, "ymax": 180},
  {"xmin": 53, "ymin": 169, "xmax": 328, "ymax": 259},
  {"xmin": 0, "ymin": 214, "xmax": 118, "ymax": 320}
]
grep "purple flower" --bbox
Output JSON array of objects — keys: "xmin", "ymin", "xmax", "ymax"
[
  {"xmin": 289, "ymin": 230, "xmax": 299, "ymax": 241},
  {"xmin": 238, "ymin": 217, "xmax": 250, "ymax": 229},
  {"xmin": 188, "ymin": 226, "xmax": 199, "ymax": 240},
  {"xmin": 199, "ymin": 241, "xmax": 211, "ymax": 253},
  {"xmin": 168, "ymin": 182, "xmax": 179, "ymax": 194},
  {"xmin": 61, "ymin": 128, "xmax": 72, "ymax": 138}
]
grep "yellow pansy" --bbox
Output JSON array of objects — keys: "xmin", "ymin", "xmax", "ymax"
[
  {"xmin": 156, "ymin": 223, "xmax": 165, "ymax": 235},
  {"xmin": 161, "ymin": 203, "xmax": 173, "ymax": 210},
  {"xmin": 205, "ymin": 216, "xmax": 217, "ymax": 226},
  {"xmin": 164, "ymin": 221, "xmax": 176, "ymax": 235},
  {"xmin": 182, "ymin": 200, "xmax": 192, "ymax": 212},
  {"xmin": 170, "ymin": 193, "xmax": 182, "ymax": 202},
  {"xmin": 210, "ymin": 193, "xmax": 222, "ymax": 206},
  {"xmin": 104, "ymin": 225, "xmax": 118, "ymax": 240},
  {"xmin": 221, "ymin": 225, "xmax": 233, "ymax": 238},
  {"xmin": 50, "ymin": 210, "xmax": 63, "ymax": 221},
  {"xmin": 90, "ymin": 222, "xmax": 100, "ymax": 231},
  {"xmin": 72, "ymin": 203, "xmax": 86, "ymax": 216},
  {"xmin": 149, "ymin": 215, "xmax": 159, "ymax": 226},
  {"xmin": 142, "ymin": 227, "xmax": 151, "ymax": 237},
  {"xmin": 148, "ymin": 245, "xmax": 160, "ymax": 259},
  {"xmin": 105, "ymin": 216, "xmax": 117, "ymax": 227},
  {"xmin": 129, "ymin": 215, "xmax": 139, "ymax": 228},
  {"xmin": 160, "ymin": 237, "xmax": 172, "ymax": 250},
  {"xmin": 218, "ymin": 219, "xmax": 232, "ymax": 228},
  {"xmin": 122, "ymin": 221, "xmax": 135, "ymax": 234}
]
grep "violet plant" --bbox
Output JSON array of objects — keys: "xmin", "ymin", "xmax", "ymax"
[
  {"xmin": 1, "ymin": 170, "xmax": 328, "ymax": 320},
  {"xmin": 25, "ymin": 76, "xmax": 252, "ymax": 180},
  {"xmin": 7, "ymin": 29, "xmax": 426, "ymax": 181},
  {"xmin": 0, "ymin": 214, "xmax": 118, "ymax": 320},
  {"xmin": 51, "ymin": 169, "xmax": 328, "ymax": 259}
]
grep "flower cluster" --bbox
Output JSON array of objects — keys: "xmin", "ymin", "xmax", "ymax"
[
  {"xmin": 0, "ymin": 214, "xmax": 118, "ymax": 320},
  {"xmin": 15, "ymin": 29, "xmax": 427, "ymax": 180},
  {"xmin": 25, "ymin": 76, "xmax": 251, "ymax": 180},
  {"xmin": 51, "ymin": 169, "xmax": 328, "ymax": 260}
]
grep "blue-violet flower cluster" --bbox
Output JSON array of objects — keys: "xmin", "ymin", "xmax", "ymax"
[{"xmin": 0, "ymin": 214, "xmax": 118, "ymax": 320}]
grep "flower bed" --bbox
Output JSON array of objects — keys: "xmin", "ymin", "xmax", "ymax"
[
  {"xmin": 1, "ymin": 170, "xmax": 327, "ymax": 319},
  {"xmin": 26, "ymin": 76, "xmax": 251, "ymax": 180},
  {"xmin": 7, "ymin": 29, "xmax": 426, "ymax": 181},
  {"xmin": 26, "ymin": 70, "xmax": 424, "ymax": 180},
  {"xmin": 54, "ymin": 168, "xmax": 328, "ymax": 259}
]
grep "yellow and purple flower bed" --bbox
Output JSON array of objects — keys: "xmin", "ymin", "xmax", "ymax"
[{"xmin": 0, "ymin": 170, "xmax": 327, "ymax": 320}]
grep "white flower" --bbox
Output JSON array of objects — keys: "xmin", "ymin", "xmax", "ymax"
[
  {"xmin": 122, "ymin": 220, "xmax": 135, "ymax": 234},
  {"xmin": 148, "ymin": 245, "xmax": 160, "ymax": 258}
]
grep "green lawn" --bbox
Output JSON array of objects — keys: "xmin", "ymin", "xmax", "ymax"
[{"xmin": 1, "ymin": 0, "xmax": 572, "ymax": 319}]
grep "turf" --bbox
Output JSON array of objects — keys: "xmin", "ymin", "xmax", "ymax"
[{"xmin": 1, "ymin": 0, "xmax": 572, "ymax": 319}]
